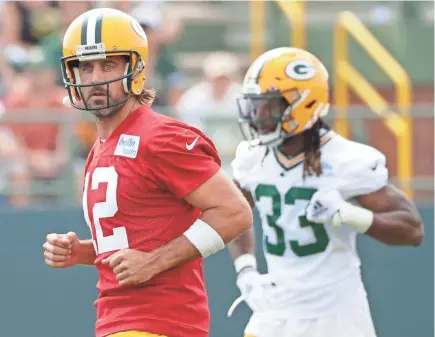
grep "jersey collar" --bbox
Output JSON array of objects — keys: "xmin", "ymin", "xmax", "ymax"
[{"xmin": 273, "ymin": 130, "xmax": 335, "ymax": 171}]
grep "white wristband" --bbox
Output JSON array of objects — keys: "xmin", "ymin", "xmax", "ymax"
[
  {"xmin": 183, "ymin": 219, "xmax": 225, "ymax": 258},
  {"xmin": 339, "ymin": 202, "xmax": 374, "ymax": 233},
  {"xmin": 234, "ymin": 254, "xmax": 257, "ymax": 274}
]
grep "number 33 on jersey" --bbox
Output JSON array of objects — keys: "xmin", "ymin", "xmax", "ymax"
[{"xmin": 231, "ymin": 132, "xmax": 388, "ymax": 288}]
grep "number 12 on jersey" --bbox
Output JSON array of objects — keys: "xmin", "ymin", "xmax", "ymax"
[{"xmin": 83, "ymin": 166, "xmax": 129, "ymax": 255}]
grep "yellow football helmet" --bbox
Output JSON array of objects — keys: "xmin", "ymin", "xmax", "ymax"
[
  {"xmin": 61, "ymin": 8, "xmax": 148, "ymax": 110},
  {"xmin": 238, "ymin": 47, "xmax": 330, "ymax": 147}
]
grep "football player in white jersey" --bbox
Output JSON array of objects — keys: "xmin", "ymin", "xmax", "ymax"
[{"xmin": 228, "ymin": 47, "xmax": 423, "ymax": 337}]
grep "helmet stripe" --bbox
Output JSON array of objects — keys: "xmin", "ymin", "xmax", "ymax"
[
  {"xmin": 95, "ymin": 14, "xmax": 103, "ymax": 44},
  {"xmin": 86, "ymin": 12, "xmax": 98, "ymax": 45},
  {"xmin": 248, "ymin": 47, "xmax": 291, "ymax": 84},
  {"xmin": 81, "ymin": 13, "xmax": 89, "ymax": 45}
]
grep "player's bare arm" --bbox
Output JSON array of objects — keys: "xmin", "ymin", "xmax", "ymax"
[
  {"xmin": 185, "ymin": 173, "xmax": 253, "ymax": 244},
  {"xmin": 227, "ymin": 181, "xmax": 256, "ymax": 264},
  {"xmin": 158, "ymin": 169, "xmax": 253, "ymax": 264},
  {"xmin": 103, "ymin": 169, "xmax": 253, "ymax": 286},
  {"xmin": 306, "ymin": 185, "xmax": 423, "ymax": 247},
  {"xmin": 357, "ymin": 184, "xmax": 423, "ymax": 246},
  {"xmin": 43, "ymin": 232, "xmax": 96, "ymax": 268},
  {"xmin": 227, "ymin": 181, "xmax": 294, "ymax": 316}
]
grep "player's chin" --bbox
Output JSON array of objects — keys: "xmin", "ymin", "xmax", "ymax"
[
  {"xmin": 89, "ymin": 100, "xmax": 123, "ymax": 118},
  {"xmin": 92, "ymin": 108, "xmax": 115, "ymax": 118}
]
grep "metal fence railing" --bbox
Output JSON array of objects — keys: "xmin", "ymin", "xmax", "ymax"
[
  {"xmin": 0, "ymin": 104, "xmax": 433, "ymax": 208},
  {"xmin": 334, "ymin": 11, "xmax": 413, "ymax": 196}
]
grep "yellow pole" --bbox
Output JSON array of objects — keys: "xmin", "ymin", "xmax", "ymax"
[
  {"xmin": 250, "ymin": 0, "xmax": 265, "ymax": 62},
  {"xmin": 334, "ymin": 11, "xmax": 413, "ymax": 198},
  {"xmin": 333, "ymin": 16, "xmax": 350, "ymax": 138},
  {"xmin": 276, "ymin": 0, "xmax": 306, "ymax": 49}
]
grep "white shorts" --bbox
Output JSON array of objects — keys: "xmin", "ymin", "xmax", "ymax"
[{"xmin": 244, "ymin": 292, "xmax": 377, "ymax": 337}]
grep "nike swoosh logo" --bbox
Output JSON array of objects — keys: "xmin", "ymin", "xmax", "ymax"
[{"xmin": 186, "ymin": 136, "xmax": 200, "ymax": 150}]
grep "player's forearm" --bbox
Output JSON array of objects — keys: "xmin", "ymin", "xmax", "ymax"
[
  {"xmin": 227, "ymin": 227, "xmax": 256, "ymax": 260},
  {"xmin": 148, "ymin": 205, "xmax": 253, "ymax": 275},
  {"xmin": 202, "ymin": 204, "xmax": 257, "ymax": 276},
  {"xmin": 199, "ymin": 202, "xmax": 253, "ymax": 245},
  {"xmin": 77, "ymin": 240, "xmax": 97, "ymax": 265},
  {"xmin": 226, "ymin": 182, "xmax": 258, "ymax": 269},
  {"xmin": 148, "ymin": 235, "xmax": 202, "ymax": 276},
  {"xmin": 366, "ymin": 210, "xmax": 423, "ymax": 246},
  {"xmin": 227, "ymin": 227, "xmax": 258, "ymax": 276}
]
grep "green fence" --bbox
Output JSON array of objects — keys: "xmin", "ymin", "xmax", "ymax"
[{"xmin": 0, "ymin": 206, "xmax": 432, "ymax": 337}]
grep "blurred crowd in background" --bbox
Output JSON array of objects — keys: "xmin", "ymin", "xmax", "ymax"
[
  {"xmin": 0, "ymin": 0, "xmax": 246, "ymax": 208},
  {"xmin": 0, "ymin": 0, "xmax": 432, "ymax": 208}
]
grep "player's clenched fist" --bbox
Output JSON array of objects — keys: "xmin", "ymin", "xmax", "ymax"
[
  {"xmin": 43, "ymin": 232, "xmax": 81, "ymax": 268},
  {"xmin": 102, "ymin": 249, "xmax": 159, "ymax": 287}
]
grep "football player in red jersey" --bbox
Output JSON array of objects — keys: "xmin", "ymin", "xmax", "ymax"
[{"xmin": 42, "ymin": 8, "xmax": 252, "ymax": 337}]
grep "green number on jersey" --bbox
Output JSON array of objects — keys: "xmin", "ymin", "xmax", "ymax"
[
  {"xmin": 254, "ymin": 185, "xmax": 329, "ymax": 257},
  {"xmin": 254, "ymin": 184, "xmax": 285, "ymax": 256}
]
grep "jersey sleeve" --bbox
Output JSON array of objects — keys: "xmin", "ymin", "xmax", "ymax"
[
  {"xmin": 336, "ymin": 143, "xmax": 388, "ymax": 200},
  {"xmin": 231, "ymin": 141, "xmax": 252, "ymax": 187},
  {"xmin": 231, "ymin": 141, "xmax": 265, "ymax": 189},
  {"xmin": 151, "ymin": 127, "xmax": 221, "ymax": 198}
]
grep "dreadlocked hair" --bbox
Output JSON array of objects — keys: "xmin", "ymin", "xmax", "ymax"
[{"xmin": 302, "ymin": 119, "xmax": 330, "ymax": 179}]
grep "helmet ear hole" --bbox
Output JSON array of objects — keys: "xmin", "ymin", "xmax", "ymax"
[
  {"xmin": 122, "ymin": 62, "xmax": 131, "ymax": 94},
  {"xmin": 130, "ymin": 58, "xmax": 146, "ymax": 95},
  {"xmin": 305, "ymin": 100, "xmax": 316, "ymax": 109}
]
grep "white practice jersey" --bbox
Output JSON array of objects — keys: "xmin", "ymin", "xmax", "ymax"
[{"xmin": 231, "ymin": 130, "xmax": 388, "ymax": 318}]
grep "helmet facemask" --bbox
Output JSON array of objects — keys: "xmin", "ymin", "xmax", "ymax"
[
  {"xmin": 237, "ymin": 89, "xmax": 301, "ymax": 147},
  {"xmin": 61, "ymin": 49, "xmax": 144, "ymax": 112}
]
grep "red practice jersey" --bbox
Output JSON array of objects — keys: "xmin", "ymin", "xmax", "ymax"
[{"xmin": 82, "ymin": 105, "xmax": 221, "ymax": 337}]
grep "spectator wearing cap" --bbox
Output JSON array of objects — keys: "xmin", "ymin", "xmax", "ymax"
[
  {"xmin": 175, "ymin": 51, "xmax": 243, "ymax": 176},
  {"xmin": 176, "ymin": 51, "xmax": 242, "ymax": 131}
]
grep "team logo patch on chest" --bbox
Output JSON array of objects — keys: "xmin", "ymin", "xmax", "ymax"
[{"xmin": 114, "ymin": 134, "xmax": 140, "ymax": 158}]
